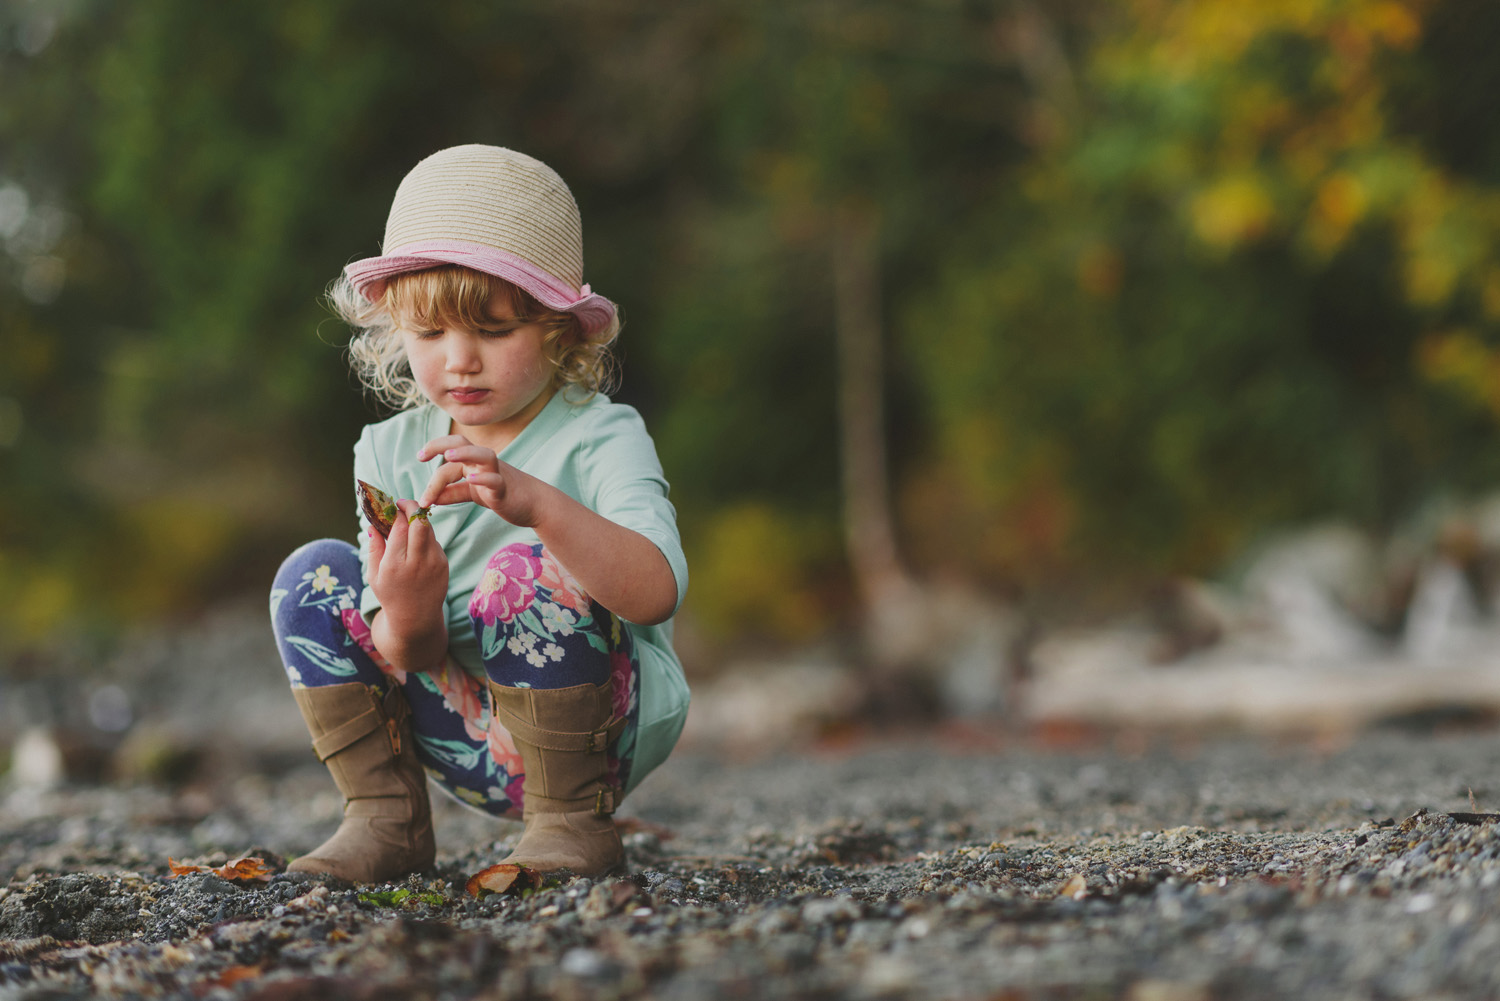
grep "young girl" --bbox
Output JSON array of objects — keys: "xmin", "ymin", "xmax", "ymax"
[{"xmin": 269, "ymin": 144, "xmax": 689, "ymax": 882}]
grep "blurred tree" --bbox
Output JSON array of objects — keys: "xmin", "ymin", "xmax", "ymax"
[
  {"xmin": 4, "ymin": 0, "xmax": 1500, "ymax": 658},
  {"xmin": 903, "ymin": 0, "xmax": 1500, "ymax": 604},
  {"xmin": 642, "ymin": 1, "xmax": 1036, "ymax": 655},
  {"xmin": 0, "ymin": 0, "xmax": 731, "ymax": 639}
]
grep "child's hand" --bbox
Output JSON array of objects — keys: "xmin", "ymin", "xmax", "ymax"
[
  {"xmin": 417, "ymin": 435, "xmax": 546, "ymax": 528},
  {"xmin": 367, "ymin": 497, "xmax": 450, "ymax": 638}
]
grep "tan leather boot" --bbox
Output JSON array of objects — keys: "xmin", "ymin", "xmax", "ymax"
[
  {"xmin": 287, "ymin": 682, "xmax": 435, "ymax": 883},
  {"xmin": 488, "ymin": 679, "xmax": 628, "ymax": 877}
]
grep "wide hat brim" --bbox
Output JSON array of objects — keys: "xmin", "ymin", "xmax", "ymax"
[{"xmin": 345, "ymin": 238, "xmax": 618, "ymax": 338}]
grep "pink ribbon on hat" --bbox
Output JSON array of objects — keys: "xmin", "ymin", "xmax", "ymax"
[{"xmin": 344, "ymin": 238, "xmax": 617, "ymax": 337}]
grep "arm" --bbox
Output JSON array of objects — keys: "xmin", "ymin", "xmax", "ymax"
[
  {"xmin": 418, "ymin": 440, "xmax": 679, "ymax": 626},
  {"xmin": 366, "ymin": 498, "xmax": 452, "ymax": 672}
]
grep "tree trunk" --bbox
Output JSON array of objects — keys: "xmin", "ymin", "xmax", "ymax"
[{"xmin": 831, "ymin": 204, "xmax": 926, "ymax": 673}]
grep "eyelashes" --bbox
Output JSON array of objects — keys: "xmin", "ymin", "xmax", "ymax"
[{"xmin": 410, "ymin": 326, "xmax": 518, "ymax": 340}]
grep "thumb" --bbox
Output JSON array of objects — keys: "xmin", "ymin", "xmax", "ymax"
[{"xmin": 367, "ymin": 525, "xmax": 387, "ymax": 573}]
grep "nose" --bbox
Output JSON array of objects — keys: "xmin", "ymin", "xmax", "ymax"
[{"xmin": 444, "ymin": 330, "xmax": 481, "ymax": 373}]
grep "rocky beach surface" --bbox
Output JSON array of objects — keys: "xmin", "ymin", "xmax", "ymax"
[{"xmin": 4, "ymin": 724, "xmax": 1500, "ymax": 1000}]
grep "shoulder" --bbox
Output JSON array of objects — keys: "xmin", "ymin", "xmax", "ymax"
[
  {"xmin": 561, "ymin": 393, "xmax": 652, "ymax": 445},
  {"xmin": 562, "ymin": 397, "xmax": 662, "ymax": 476},
  {"xmin": 560, "ymin": 396, "xmax": 667, "ymax": 498}
]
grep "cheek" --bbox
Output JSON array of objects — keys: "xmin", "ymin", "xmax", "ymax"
[
  {"xmin": 404, "ymin": 345, "xmax": 444, "ymax": 389},
  {"xmin": 492, "ymin": 341, "xmax": 549, "ymax": 380}
]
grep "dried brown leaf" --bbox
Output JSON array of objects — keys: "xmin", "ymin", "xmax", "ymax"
[
  {"xmin": 465, "ymin": 863, "xmax": 542, "ymax": 898},
  {"xmin": 211, "ymin": 965, "xmax": 262, "ymax": 987},
  {"xmin": 166, "ymin": 855, "xmax": 277, "ymax": 882},
  {"xmin": 1059, "ymin": 873, "xmax": 1088, "ymax": 900},
  {"xmin": 357, "ymin": 479, "xmax": 399, "ymax": 538}
]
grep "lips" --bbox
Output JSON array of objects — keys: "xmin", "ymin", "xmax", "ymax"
[{"xmin": 448, "ymin": 387, "xmax": 490, "ymax": 404}]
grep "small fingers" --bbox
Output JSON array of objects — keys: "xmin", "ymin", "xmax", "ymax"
[
  {"xmin": 425, "ymin": 482, "xmax": 475, "ymax": 508},
  {"xmin": 419, "ymin": 462, "xmax": 469, "ymax": 508},
  {"xmin": 383, "ymin": 498, "xmax": 411, "ymax": 559},
  {"xmin": 417, "ymin": 434, "xmax": 474, "ymax": 462},
  {"xmin": 397, "ymin": 498, "xmax": 438, "ymax": 537},
  {"xmin": 367, "ymin": 524, "xmax": 387, "ymax": 573},
  {"xmin": 465, "ymin": 470, "xmax": 506, "ymax": 492},
  {"xmin": 436, "ymin": 444, "xmax": 499, "ymax": 467}
]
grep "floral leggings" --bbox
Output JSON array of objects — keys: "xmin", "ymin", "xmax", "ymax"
[{"xmin": 269, "ymin": 538, "xmax": 640, "ymax": 819}]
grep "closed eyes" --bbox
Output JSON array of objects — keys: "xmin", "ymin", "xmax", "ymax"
[{"xmin": 410, "ymin": 325, "xmax": 518, "ymax": 339}]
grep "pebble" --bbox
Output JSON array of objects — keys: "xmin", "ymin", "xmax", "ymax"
[{"xmin": 4, "ymin": 726, "xmax": 1500, "ymax": 999}]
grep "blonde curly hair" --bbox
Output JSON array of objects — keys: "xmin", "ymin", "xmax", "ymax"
[{"xmin": 333, "ymin": 265, "xmax": 619, "ymax": 412}]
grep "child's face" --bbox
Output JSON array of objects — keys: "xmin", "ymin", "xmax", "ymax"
[{"xmin": 398, "ymin": 288, "xmax": 557, "ymax": 449}]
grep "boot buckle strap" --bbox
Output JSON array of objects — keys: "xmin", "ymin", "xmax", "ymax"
[
  {"xmin": 311, "ymin": 704, "xmax": 384, "ymax": 761},
  {"xmin": 494, "ymin": 706, "xmax": 627, "ymax": 753},
  {"xmin": 524, "ymin": 786, "xmax": 618, "ymax": 815},
  {"xmin": 586, "ymin": 716, "xmax": 626, "ymax": 754},
  {"xmin": 345, "ymin": 795, "xmax": 415, "ymax": 819}
]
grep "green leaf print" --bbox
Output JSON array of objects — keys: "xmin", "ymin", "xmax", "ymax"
[
  {"xmin": 283, "ymin": 635, "xmax": 360, "ymax": 677},
  {"xmin": 583, "ymin": 631, "xmax": 610, "ymax": 655},
  {"xmin": 269, "ymin": 588, "xmax": 289, "ymax": 616},
  {"xmin": 514, "ymin": 608, "xmax": 553, "ymax": 643},
  {"xmin": 416, "ymin": 733, "xmax": 488, "ymax": 771},
  {"xmin": 482, "ymin": 619, "xmax": 503, "ymax": 661}
]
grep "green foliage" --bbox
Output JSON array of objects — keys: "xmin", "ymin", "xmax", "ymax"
[
  {"xmin": 902, "ymin": 0, "xmax": 1500, "ymax": 585},
  {"xmin": 357, "ymin": 888, "xmax": 446, "ymax": 908},
  {"xmin": 3, "ymin": 0, "xmax": 1500, "ymax": 647}
]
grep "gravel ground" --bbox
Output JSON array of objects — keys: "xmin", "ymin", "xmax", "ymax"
[{"xmin": 4, "ymin": 724, "xmax": 1500, "ymax": 1000}]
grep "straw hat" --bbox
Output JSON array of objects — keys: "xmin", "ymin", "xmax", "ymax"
[{"xmin": 344, "ymin": 145, "xmax": 617, "ymax": 338}]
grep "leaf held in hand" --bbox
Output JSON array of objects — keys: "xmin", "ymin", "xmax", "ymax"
[
  {"xmin": 357, "ymin": 479, "xmax": 400, "ymax": 538},
  {"xmin": 358, "ymin": 479, "xmax": 431, "ymax": 537},
  {"xmin": 465, "ymin": 863, "xmax": 541, "ymax": 898}
]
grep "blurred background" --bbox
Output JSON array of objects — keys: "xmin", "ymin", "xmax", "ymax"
[{"xmin": 5, "ymin": 0, "xmax": 1500, "ymax": 779}]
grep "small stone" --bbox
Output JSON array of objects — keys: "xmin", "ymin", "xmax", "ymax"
[
  {"xmin": 900, "ymin": 915, "xmax": 932, "ymax": 939},
  {"xmin": 560, "ymin": 948, "xmax": 608, "ymax": 978},
  {"xmin": 801, "ymin": 895, "xmax": 859, "ymax": 924},
  {"xmin": 1405, "ymin": 893, "xmax": 1436, "ymax": 914}
]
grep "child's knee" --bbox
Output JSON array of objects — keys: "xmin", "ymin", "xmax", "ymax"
[
  {"xmin": 273, "ymin": 538, "xmax": 359, "ymax": 592},
  {"xmin": 270, "ymin": 539, "xmax": 361, "ymax": 636}
]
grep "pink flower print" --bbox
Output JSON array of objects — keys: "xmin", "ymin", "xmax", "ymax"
[
  {"xmin": 340, "ymin": 608, "xmax": 407, "ymax": 685},
  {"xmin": 504, "ymin": 771, "xmax": 528, "ymax": 817},
  {"xmin": 609, "ymin": 650, "xmax": 635, "ymax": 720},
  {"xmin": 487, "ymin": 716, "xmax": 525, "ymax": 815},
  {"xmin": 432, "ymin": 660, "xmax": 488, "ymax": 741},
  {"xmin": 538, "ymin": 551, "xmax": 591, "ymax": 614},
  {"xmin": 469, "ymin": 544, "xmax": 543, "ymax": 625}
]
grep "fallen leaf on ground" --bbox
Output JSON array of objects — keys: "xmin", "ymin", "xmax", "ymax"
[
  {"xmin": 167, "ymin": 856, "xmax": 277, "ymax": 881},
  {"xmin": 466, "ymin": 863, "xmax": 542, "ymax": 898},
  {"xmin": 210, "ymin": 965, "xmax": 262, "ymax": 987},
  {"xmin": 614, "ymin": 816, "xmax": 676, "ymax": 841}
]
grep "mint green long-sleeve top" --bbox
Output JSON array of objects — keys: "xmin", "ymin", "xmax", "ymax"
[{"xmin": 353, "ymin": 388, "xmax": 690, "ymax": 791}]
